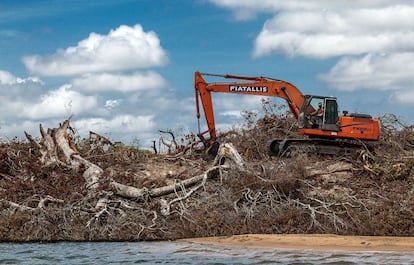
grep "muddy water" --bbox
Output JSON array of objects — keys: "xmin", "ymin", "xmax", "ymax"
[{"xmin": 1, "ymin": 241, "xmax": 414, "ymax": 264}]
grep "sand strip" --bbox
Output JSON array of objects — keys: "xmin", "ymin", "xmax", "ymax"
[{"xmin": 180, "ymin": 234, "xmax": 414, "ymax": 252}]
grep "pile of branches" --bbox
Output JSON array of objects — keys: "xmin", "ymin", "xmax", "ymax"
[{"xmin": 1, "ymin": 104, "xmax": 414, "ymax": 242}]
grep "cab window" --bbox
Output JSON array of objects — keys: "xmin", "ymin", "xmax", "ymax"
[{"xmin": 324, "ymin": 99, "xmax": 338, "ymax": 124}]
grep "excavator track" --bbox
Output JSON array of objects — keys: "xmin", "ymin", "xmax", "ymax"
[{"xmin": 267, "ymin": 138, "xmax": 373, "ymax": 157}]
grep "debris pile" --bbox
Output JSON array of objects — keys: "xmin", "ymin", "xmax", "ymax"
[{"xmin": 1, "ymin": 104, "xmax": 414, "ymax": 241}]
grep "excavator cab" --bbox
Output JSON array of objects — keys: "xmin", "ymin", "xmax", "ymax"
[{"xmin": 299, "ymin": 95, "xmax": 339, "ymax": 132}]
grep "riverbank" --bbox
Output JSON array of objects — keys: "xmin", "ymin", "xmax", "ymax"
[{"xmin": 181, "ymin": 234, "xmax": 414, "ymax": 252}]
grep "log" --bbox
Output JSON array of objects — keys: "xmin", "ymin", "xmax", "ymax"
[
  {"xmin": 111, "ymin": 166, "xmax": 223, "ymax": 199},
  {"xmin": 1, "ymin": 199, "xmax": 35, "ymax": 212},
  {"xmin": 1, "ymin": 196, "xmax": 63, "ymax": 212},
  {"xmin": 214, "ymin": 143, "xmax": 244, "ymax": 167},
  {"xmin": 306, "ymin": 162, "xmax": 353, "ymax": 177},
  {"xmin": 110, "ymin": 182, "xmax": 149, "ymax": 199}
]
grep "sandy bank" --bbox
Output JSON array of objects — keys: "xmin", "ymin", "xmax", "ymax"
[{"xmin": 180, "ymin": 234, "xmax": 414, "ymax": 252}]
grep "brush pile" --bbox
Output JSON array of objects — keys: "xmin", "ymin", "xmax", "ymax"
[{"xmin": 1, "ymin": 101, "xmax": 414, "ymax": 241}]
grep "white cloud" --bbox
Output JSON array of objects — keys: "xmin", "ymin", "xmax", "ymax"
[
  {"xmin": 199, "ymin": 93, "xmax": 268, "ymax": 125},
  {"xmin": 0, "ymin": 69, "xmax": 182, "ymax": 146},
  {"xmin": 210, "ymin": 1, "xmax": 414, "ymax": 106},
  {"xmin": 23, "ymin": 84, "xmax": 98, "ymax": 119},
  {"xmin": 72, "ymin": 71, "xmax": 167, "ymax": 93},
  {"xmin": 105, "ymin": 99, "xmax": 122, "ymax": 109},
  {"xmin": 0, "ymin": 119, "xmax": 43, "ymax": 142},
  {"xmin": 0, "ymin": 70, "xmax": 42, "ymax": 85},
  {"xmin": 208, "ymin": 0, "xmax": 321, "ymax": 20},
  {"xmin": 318, "ymin": 53, "xmax": 414, "ymax": 91},
  {"xmin": 220, "ymin": 110, "xmax": 244, "ymax": 118},
  {"xmin": 209, "ymin": 0, "xmax": 414, "ymax": 20},
  {"xmin": 0, "ymin": 70, "xmax": 18, "ymax": 84},
  {"xmin": 0, "ymin": 71, "xmax": 105, "ymax": 121},
  {"xmin": 389, "ymin": 90, "xmax": 414, "ymax": 105},
  {"xmin": 23, "ymin": 24, "xmax": 168, "ymax": 76},
  {"xmin": 73, "ymin": 114, "xmax": 155, "ymax": 137},
  {"xmin": 0, "ymin": 22, "xmax": 185, "ymax": 147},
  {"xmin": 209, "ymin": 1, "xmax": 414, "ymax": 58},
  {"xmin": 252, "ymin": 6, "xmax": 414, "ymax": 58}
]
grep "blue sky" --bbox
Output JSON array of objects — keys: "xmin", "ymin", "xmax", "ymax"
[{"xmin": 1, "ymin": 0, "xmax": 414, "ymax": 148}]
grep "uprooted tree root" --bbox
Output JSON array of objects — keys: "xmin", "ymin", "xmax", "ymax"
[{"xmin": 1, "ymin": 107, "xmax": 414, "ymax": 241}]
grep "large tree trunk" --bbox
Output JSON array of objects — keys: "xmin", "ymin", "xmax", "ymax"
[{"xmin": 26, "ymin": 117, "xmax": 103, "ymax": 192}]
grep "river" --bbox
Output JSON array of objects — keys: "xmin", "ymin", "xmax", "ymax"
[{"xmin": 1, "ymin": 241, "xmax": 414, "ymax": 264}]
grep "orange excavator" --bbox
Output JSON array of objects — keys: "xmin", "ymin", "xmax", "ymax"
[{"xmin": 194, "ymin": 71, "xmax": 380, "ymax": 156}]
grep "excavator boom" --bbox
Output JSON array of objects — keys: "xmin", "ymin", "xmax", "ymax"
[{"xmin": 195, "ymin": 71, "xmax": 304, "ymax": 143}]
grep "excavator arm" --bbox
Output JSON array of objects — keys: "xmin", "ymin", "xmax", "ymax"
[{"xmin": 194, "ymin": 71, "xmax": 305, "ymax": 145}]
